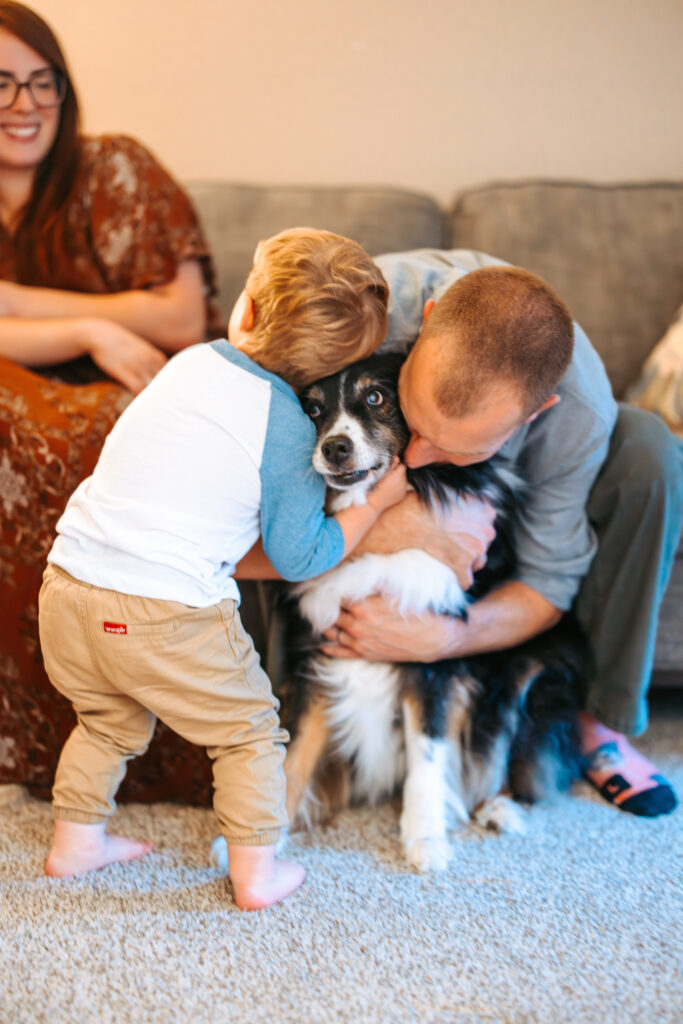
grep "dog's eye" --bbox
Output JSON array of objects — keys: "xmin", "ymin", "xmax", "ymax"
[
  {"xmin": 306, "ymin": 402, "xmax": 323, "ymax": 419},
  {"xmin": 366, "ymin": 389, "xmax": 384, "ymax": 407}
]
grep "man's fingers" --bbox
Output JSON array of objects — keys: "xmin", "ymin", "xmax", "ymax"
[
  {"xmin": 461, "ymin": 567, "xmax": 474, "ymax": 590},
  {"xmin": 319, "ymin": 642, "xmax": 357, "ymax": 660},
  {"xmin": 320, "ymin": 624, "xmax": 359, "ymax": 660},
  {"xmin": 482, "ymin": 524, "xmax": 497, "ymax": 548},
  {"xmin": 335, "ymin": 608, "xmax": 361, "ymax": 632}
]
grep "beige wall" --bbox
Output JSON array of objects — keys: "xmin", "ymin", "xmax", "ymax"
[{"xmin": 30, "ymin": 0, "xmax": 683, "ymax": 204}]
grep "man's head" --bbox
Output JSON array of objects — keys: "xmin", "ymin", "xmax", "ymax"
[
  {"xmin": 228, "ymin": 227, "xmax": 388, "ymax": 391},
  {"xmin": 398, "ymin": 266, "xmax": 574, "ymax": 467}
]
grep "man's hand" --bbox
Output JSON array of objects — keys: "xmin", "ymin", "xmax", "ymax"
[
  {"xmin": 321, "ymin": 581, "xmax": 562, "ymax": 664},
  {"xmin": 321, "ymin": 595, "xmax": 462, "ymax": 662},
  {"xmin": 353, "ymin": 489, "xmax": 496, "ymax": 590}
]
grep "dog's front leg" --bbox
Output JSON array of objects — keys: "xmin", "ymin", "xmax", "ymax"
[{"xmin": 399, "ymin": 695, "xmax": 453, "ymax": 872}]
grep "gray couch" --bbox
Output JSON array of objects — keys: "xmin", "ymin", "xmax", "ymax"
[
  {"xmin": 4, "ymin": 178, "xmax": 680, "ymax": 807},
  {"xmin": 189, "ymin": 178, "xmax": 683, "ymax": 683}
]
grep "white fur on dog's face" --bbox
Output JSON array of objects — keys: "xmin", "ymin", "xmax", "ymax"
[
  {"xmin": 311, "ymin": 409, "xmax": 390, "ymax": 491},
  {"xmin": 301, "ymin": 355, "xmax": 409, "ymax": 504}
]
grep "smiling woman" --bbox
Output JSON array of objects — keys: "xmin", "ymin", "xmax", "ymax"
[
  {"xmin": 0, "ymin": 55, "xmax": 61, "ymax": 170},
  {"xmin": 0, "ymin": 1, "xmax": 222, "ymax": 805},
  {"xmin": 0, "ymin": 0, "xmax": 220, "ymax": 388}
]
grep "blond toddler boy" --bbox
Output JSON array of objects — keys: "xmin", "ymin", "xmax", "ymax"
[{"xmin": 39, "ymin": 229, "xmax": 405, "ymax": 910}]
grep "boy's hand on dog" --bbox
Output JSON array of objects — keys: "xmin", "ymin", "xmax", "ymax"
[{"xmin": 366, "ymin": 457, "xmax": 408, "ymax": 514}]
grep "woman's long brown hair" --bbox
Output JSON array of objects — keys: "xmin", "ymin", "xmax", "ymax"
[{"xmin": 0, "ymin": 1, "xmax": 81, "ymax": 283}]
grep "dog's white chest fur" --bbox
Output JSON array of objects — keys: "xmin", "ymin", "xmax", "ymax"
[
  {"xmin": 315, "ymin": 657, "xmax": 405, "ymax": 803},
  {"xmin": 291, "ymin": 497, "xmax": 468, "ymax": 833},
  {"xmin": 293, "ymin": 548, "xmax": 467, "ymax": 633}
]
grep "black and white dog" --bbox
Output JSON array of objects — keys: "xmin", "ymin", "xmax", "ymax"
[{"xmin": 278, "ymin": 353, "xmax": 589, "ymax": 872}]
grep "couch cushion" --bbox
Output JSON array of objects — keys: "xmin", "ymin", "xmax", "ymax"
[
  {"xmin": 186, "ymin": 182, "xmax": 445, "ymax": 325},
  {"xmin": 448, "ymin": 181, "xmax": 683, "ymax": 397}
]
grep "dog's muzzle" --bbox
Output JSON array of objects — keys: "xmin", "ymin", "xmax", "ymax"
[
  {"xmin": 321, "ymin": 434, "xmax": 354, "ymax": 468},
  {"xmin": 321, "ymin": 433, "xmax": 371, "ymax": 487},
  {"xmin": 316, "ymin": 431, "xmax": 385, "ymax": 490}
]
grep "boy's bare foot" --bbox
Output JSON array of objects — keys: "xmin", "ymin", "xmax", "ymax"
[
  {"xmin": 44, "ymin": 819, "xmax": 153, "ymax": 878},
  {"xmin": 228, "ymin": 843, "xmax": 305, "ymax": 911}
]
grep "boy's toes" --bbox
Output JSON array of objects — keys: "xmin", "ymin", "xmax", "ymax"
[{"xmin": 45, "ymin": 835, "xmax": 153, "ymax": 878}]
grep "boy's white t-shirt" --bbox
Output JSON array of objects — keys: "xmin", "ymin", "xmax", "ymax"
[{"xmin": 48, "ymin": 342, "xmax": 344, "ymax": 607}]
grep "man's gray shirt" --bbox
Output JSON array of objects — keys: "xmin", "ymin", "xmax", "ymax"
[{"xmin": 374, "ymin": 249, "xmax": 619, "ymax": 611}]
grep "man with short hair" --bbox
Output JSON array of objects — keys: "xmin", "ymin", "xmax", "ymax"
[{"xmin": 320, "ymin": 249, "xmax": 683, "ymax": 817}]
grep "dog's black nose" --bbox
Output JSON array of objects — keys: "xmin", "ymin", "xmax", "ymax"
[{"xmin": 322, "ymin": 435, "xmax": 354, "ymax": 467}]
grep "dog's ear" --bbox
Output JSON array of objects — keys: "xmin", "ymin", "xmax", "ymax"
[
  {"xmin": 385, "ymin": 353, "xmax": 406, "ymax": 387},
  {"xmin": 365, "ymin": 352, "xmax": 404, "ymax": 389}
]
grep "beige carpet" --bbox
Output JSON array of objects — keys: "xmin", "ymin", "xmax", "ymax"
[{"xmin": 1, "ymin": 690, "xmax": 682, "ymax": 1024}]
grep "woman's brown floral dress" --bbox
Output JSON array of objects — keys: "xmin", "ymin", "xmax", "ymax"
[{"xmin": 0, "ymin": 136, "xmax": 221, "ymax": 804}]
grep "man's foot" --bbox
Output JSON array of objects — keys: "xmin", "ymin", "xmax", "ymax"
[
  {"xmin": 579, "ymin": 713, "xmax": 677, "ymax": 817},
  {"xmin": 228, "ymin": 843, "xmax": 305, "ymax": 911},
  {"xmin": 45, "ymin": 819, "xmax": 154, "ymax": 877}
]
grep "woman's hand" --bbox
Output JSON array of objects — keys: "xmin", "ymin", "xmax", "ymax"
[
  {"xmin": 0, "ymin": 280, "xmax": 24, "ymax": 316},
  {"xmin": 0, "ymin": 261, "xmax": 206, "ymax": 353},
  {"xmin": 81, "ymin": 319, "xmax": 168, "ymax": 394},
  {"xmin": 321, "ymin": 595, "xmax": 462, "ymax": 662}
]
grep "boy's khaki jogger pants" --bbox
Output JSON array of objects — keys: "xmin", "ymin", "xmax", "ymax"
[{"xmin": 39, "ymin": 565, "xmax": 288, "ymax": 846}]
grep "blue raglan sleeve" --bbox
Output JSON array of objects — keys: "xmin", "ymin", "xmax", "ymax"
[{"xmin": 259, "ymin": 388, "xmax": 344, "ymax": 582}]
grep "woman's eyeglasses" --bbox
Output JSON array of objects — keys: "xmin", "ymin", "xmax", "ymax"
[{"xmin": 0, "ymin": 69, "xmax": 66, "ymax": 110}]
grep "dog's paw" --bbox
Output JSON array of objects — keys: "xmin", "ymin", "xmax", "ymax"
[
  {"xmin": 403, "ymin": 835, "xmax": 453, "ymax": 873},
  {"xmin": 209, "ymin": 834, "xmax": 228, "ymax": 872},
  {"xmin": 474, "ymin": 796, "xmax": 527, "ymax": 835},
  {"xmin": 295, "ymin": 587, "xmax": 340, "ymax": 634}
]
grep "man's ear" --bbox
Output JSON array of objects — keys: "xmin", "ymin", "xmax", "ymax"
[
  {"xmin": 422, "ymin": 298, "xmax": 436, "ymax": 324},
  {"xmin": 525, "ymin": 393, "xmax": 561, "ymax": 424}
]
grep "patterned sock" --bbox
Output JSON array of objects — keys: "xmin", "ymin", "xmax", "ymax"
[{"xmin": 579, "ymin": 713, "xmax": 677, "ymax": 817}]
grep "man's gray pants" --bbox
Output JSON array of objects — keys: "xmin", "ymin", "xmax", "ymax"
[{"xmin": 575, "ymin": 403, "xmax": 683, "ymax": 735}]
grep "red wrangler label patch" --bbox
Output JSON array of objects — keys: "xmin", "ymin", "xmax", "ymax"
[{"xmin": 103, "ymin": 622, "xmax": 127, "ymax": 634}]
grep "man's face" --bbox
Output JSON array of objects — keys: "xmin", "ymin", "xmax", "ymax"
[{"xmin": 397, "ymin": 335, "xmax": 527, "ymax": 468}]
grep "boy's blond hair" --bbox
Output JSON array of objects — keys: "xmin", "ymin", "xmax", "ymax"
[{"xmin": 243, "ymin": 228, "xmax": 388, "ymax": 389}]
